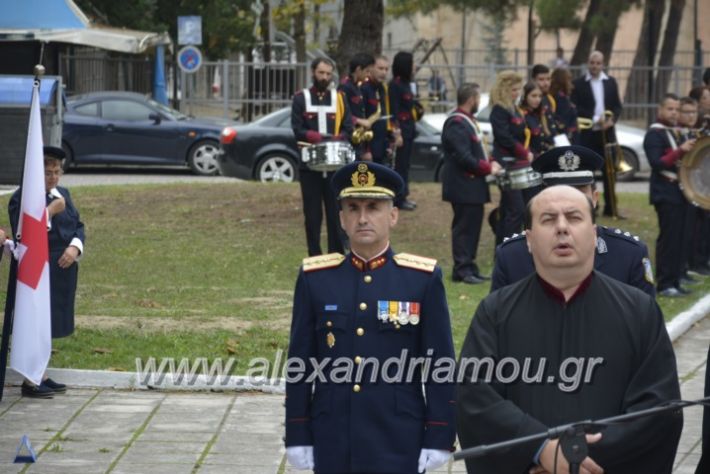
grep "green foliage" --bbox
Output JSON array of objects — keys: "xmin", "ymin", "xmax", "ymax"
[
  {"xmin": 536, "ymin": 0, "xmax": 582, "ymax": 31},
  {"xmin": 74, "ymin": 0, "xmax": 257, "ymax": 59}
]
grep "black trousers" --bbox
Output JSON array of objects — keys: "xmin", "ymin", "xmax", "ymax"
[
  {"xmin": 690, "ymin": 208, "xmax": 710, "ymax": 269},
  {"xmin": 299, "ymin": 169, "xmax": 344, "ymax": 256},
  {"xmin": 494, "ymin": 187, "xmax": 540, "ymax": 245},
  {"xmin": 681, "ymin": 201, "xmax": 698, "ymax": 273},
  {"xmin": 696, "ymin": 345, "xmax": 710, "ymax": 474},
  {"xmin": 580, "ymin": 130, "xmax": 616, "ymax": 215},
  {"xmin": 654, "ymin": 202, "xmax": 686, "ymax": 291},
  {"xmin": 451, "ymin": 203, "xmax": 484, "ymax": 279},
  {"xmin": 394, "ymin": 137, "xmax": 413, "ymax": 203}
]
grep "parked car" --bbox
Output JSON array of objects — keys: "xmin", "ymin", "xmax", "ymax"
[
  {"xmin": 423, "ymin": 92, "xmax": 649, "ymax": 181},
  {"xmin": 218, "ymin": 107, "xmax": 444, "ymax": 182},
  {"xmin": 62, "ymin": 91, "xmax": 231, "ymax": 175}
]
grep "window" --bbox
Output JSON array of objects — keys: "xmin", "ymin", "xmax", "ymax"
[
  {"xmin": 102, "ymin": 100, "xmax": 154, "ymax": 121},
  {"xmin": 74, "ymin": 102, "xmax": 99, "ymax": 117}
]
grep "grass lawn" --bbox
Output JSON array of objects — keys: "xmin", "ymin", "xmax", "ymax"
[{"xmin": 0, "ymin": 182, "xmax": 707, "ymax": 374}]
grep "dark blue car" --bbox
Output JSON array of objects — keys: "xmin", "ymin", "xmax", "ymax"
[{"xmin": 62, "ymin": 91, "xmax": 229, "ymax": 175}]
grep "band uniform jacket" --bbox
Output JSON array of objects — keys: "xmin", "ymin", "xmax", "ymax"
[
  {"xmin": 9, "ymin": 186, "xmax": 85, "ymax": 338},
  {"xmin": 571, "ymin": 74, "xmax": 623, "ymax": 124},
  {"xmin": 490, "ymin": 226, "xmax": 656, "ymax": 297},
  {"xmin": 388, "ymin": 77, "xmax": 418, "ymax": 141},
  {"xmin": 291, "ymin": 86, "xmax": 353, "ymax": 169},
  {"xmin": 644, "ymin": 124, "xmax": 686, "ymax": 205},
  {"xmin": 441, "ymin": 109, "xmax": 492, "ymax": 204},
  {"xmin": 490, "ymin": 104, "xmax": 530, "ymax": 168},
  {"xmin": 285, "ymin": 248, "xmax": 456, "ymax": 473},
  {"xmin": 360, "ymin": 77, "xmax": 389, "ymax": 161},
  {"xmin": 553, "ymin": 91, "xmax": 578, "ymax": 140}
]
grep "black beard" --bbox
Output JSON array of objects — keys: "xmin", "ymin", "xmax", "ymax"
[{"xmin": 314, "ymin": 79, "xmax": 330, "ymax": 92}]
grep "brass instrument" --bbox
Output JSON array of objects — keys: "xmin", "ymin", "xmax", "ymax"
[
  {"xmin": 600, "ymin": 111, "xmax": 632, "ymax": 219},
  {"xmin": 577, "ymin": 117, "xmax": 595, "ymax": 130},
  {"xmin": 351, "ymin": 107, "xmax": 382, "ymax": 145},
  {"xmin": 679, "ymin": 136, "xmax": 710, "ymax": 210}
]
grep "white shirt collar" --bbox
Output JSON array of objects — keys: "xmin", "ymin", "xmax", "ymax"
[{"xmin": 584, "ymin": 71, "xmax": 609, "ymax": 82}]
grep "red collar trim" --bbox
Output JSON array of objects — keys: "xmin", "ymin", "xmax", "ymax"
[
  {"xmin": 537, "ymin": 272, "xmax": 594, "ymax": 305},
  {"xmin": 350, "ymin": 246, "xmax": 391, "ymax": 272}
]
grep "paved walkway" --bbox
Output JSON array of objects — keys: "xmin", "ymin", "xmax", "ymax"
[{"xmin": 1, "ymin": 316, "xmax": 707, "ymax": 473}]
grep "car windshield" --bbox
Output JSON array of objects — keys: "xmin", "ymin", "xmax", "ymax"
[
  {"xmin": 252, "ymin": 108, "xmax": 290, "ymax": 127},
  {"xmin": 418, "ymin": 119, "xmax": 440, "ymax": 135},
  {"xmin": 147, "ymin": 98, "xmax": 189, "ymax": 120}
]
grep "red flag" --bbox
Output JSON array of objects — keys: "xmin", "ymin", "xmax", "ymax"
[{"xmin": 10, "ymin": 80, "xmax": 51, "ymax": 385}]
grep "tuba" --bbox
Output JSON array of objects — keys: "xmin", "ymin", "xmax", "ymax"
[{"xmin": 679, "ymin": 136, "xmax": 710, "ymax": 210}]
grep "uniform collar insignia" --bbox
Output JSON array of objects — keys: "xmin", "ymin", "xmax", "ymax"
[{"xmin": 558, "ymin": 150, "xmax": 581, "ymax": 171}]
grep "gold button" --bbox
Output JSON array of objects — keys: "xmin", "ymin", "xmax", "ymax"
[
  {"xmin": 359, "ymin": 302, "xmax": 367, "ymax": 311},
  {"xmin": 353, "ymin": 384, "xmax": 361, "ymax": 393},
  {"xmin": 356, "ymin": 328, "xmax": 365, "ymax": 336},
  {"xmin": 364, "ymin": 275, "xmax": 372, "ymax": 283},
  {"xmin": 354, "ymin": 356, "xmax": 362, "ymax": 364},
  {"xmin": 326, "ymin": 321, "xmax": 333, "ymax": 327}
]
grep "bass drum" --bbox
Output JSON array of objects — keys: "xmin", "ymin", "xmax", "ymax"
[{"xmin": 679, "ymin": 136, "xmax": 710, "ymax": 210}]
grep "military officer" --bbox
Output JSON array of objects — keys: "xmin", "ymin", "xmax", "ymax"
[
  {"xmin": 285, "ymin": 161, "xmax": 456, "ymax": 473},
  {"xmin": 338, "ymin": 53, "xmax": 375, "ymax": 160},
  {"xmin": 292, "ymin": 57, "xmax": 353, "ymax": 257},
  {"xmin": 490, "ymin": 145, "xmax": 656, "ymax": 297}
]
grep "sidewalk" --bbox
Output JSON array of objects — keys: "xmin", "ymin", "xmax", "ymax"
[{"xmin": 1, "ymin": 316, "xmax": 707, "ymax": 474}]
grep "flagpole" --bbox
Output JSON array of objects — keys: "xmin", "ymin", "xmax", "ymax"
[
  {"xmin": 0, "ymin": 64, "xmax": 45, "ymax": 401},
  {"xmin": 0, "ymin": 259, "xmax": 19, "ymax": 401}
]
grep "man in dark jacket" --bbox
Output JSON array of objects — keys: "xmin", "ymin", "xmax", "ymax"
[{"xmin": 441, "ymin": 83, "xmax": 501, "ymax": 284}]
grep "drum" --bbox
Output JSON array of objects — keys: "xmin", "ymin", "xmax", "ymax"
[
  {"xmin": 496, "ymin": 166, "xmax": 542, "ymax": 191},
  {"xmin": 301, "ymin": 142, "xmax": 356, "ymax": 172}
]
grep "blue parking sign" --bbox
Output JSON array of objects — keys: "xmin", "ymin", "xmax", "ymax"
[
  {"xmin": 177, "ymin": 46, "xmax": 202, "ymax": 74},
  {"xmin": 178, "ymin": 16, "xmax": 202, "ymax": 45}
]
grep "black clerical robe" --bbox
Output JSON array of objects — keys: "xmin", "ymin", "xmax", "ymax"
[{"xmin": 456, "ymin": 271, "xmax": 682, "ymax": 474}]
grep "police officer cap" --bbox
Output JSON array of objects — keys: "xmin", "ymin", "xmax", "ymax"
[
  {"xmin": 532, "ymin": 145, "xmax": 603, "ymax": 187},
  {"xmin": 43, "ymin": 146, "xmax": 66, "ymax": 160},
  {"xmin": 331, "ymin": 161, "xmax": 404, "ymax": 200}
]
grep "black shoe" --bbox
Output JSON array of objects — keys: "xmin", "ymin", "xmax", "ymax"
[
  {"xmin": 399, "ymin": 200, "xmax": 417, "ymax": 211},
  {"xmin": 41, "ymin": 378, "xmax": 66, "ymax": 394},
  {"xmin": 688, "ymin": 266, "xmax": 710, "ymax": 277},
  {"xmin": 658, "ymin": 287, "xmax": 683, "ymax": 298},
  {"xmin": 453, "ymin": 274, "xmax": 484, "ymax": 284},
  {"xmin": 675, "ymin": 285, "xmax": 693, "ymax": 295},
  {"xmin": 472, "ymin": 272, "xmax": 491, "ymax": 281},
  {"xmin": 21, "ymin": 382, "xmax": 54, "ymax": 399}
]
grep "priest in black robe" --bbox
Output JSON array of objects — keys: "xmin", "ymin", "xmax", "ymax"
[{"xmin": 456, "ymin": 185, "xmax": 682, "ymax": 474}]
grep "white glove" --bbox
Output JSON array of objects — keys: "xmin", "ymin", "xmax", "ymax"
[
  {"xmin": 3, "ymin": 239, "xmax": 15, "ymax": 258},
  {"xmin": 286, "ymin": 445, "xmax": 314, "ymax": 470},
  {"xmin": 418, "ymin": 448, "xmax": 451, "ymax": 473}
]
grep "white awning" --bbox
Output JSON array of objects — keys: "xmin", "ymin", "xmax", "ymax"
[{"xmin": 0, "ymin": 27, "xmax": 172, "ymax": 54}]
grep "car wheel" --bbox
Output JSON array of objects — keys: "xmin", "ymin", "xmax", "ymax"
[
  {"xmin": 188, "ymin": 140, "xmax": 220, "ymax": 176},
  {"xmin": 615, "ymin": 148, "xmax": 639, "ymax": 182},
  {"xmin": 61, "ymin": 142, "xmax": 73, "ymax": 172},
  {"xmin": 256, "ymin": 154, "xmax": 298, "ymax": 182}
]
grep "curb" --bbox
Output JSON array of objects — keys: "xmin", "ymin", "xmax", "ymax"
[{"xmin": 4, "ymin": 296, "xmax": 709, "ymax": 395}]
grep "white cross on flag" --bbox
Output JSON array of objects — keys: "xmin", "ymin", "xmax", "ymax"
[{"xmin": 10, "ymin": 80, "xmax": 51, "ymax": 386}]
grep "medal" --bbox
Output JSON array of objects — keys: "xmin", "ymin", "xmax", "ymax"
[
  {"xmin": 409, "ymin": 302, "xmax": 421, "ymax": 325},
  {"xmin": 378, "ymin": 301, "xmax": 389, "ymax": 321},
  {"xmin": 388, "ymin": 301, "xmax": 398, "ymax": 322},
  {"xmin": 398, "ymin": 302, "xmax": 409, "ymax": 325},
  {"xmin": 326, "ymin": 332, "xmax": 335, "ymax": 348}
]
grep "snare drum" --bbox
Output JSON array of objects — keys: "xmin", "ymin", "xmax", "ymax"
[
  {"xmin": 496, "ymin": 166, "xmax": 542, "ymax": 191},
  {"xmin": 301, "ymin": 142, "xmax": 356, "ymax": 172}
]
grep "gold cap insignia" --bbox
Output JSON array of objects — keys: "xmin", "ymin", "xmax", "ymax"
[{"xmin": 351, "ymin": 163, "xmax": 376, "ymax": 188}]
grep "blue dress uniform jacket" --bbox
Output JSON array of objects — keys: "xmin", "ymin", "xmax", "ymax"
[
  {"xmin": 9, "ymin": 186, "xmax": 85, "ymax": 338},
  {"xmin": 441, "ymin": 111, "xmax": 491, "ymax": 205},
  {"xmin": 285, "ymin": 248, "xmax": 456, "ymax": 473},
  {"xmin": 490, "ymin": 226, "xmax": 656, "ymax": 297}
]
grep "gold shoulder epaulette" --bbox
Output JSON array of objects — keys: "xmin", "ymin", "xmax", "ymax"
[
  {"xmin": 302, "ymin": 253, "xmax": 345, "ymax": 272},
  {"xmin": 393, "ymin": 253, "xmax": 437, "ymax": 273}
]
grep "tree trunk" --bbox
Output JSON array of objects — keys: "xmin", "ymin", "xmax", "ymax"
[
  {"xmin": 294, "ymin": 1, "xmax": 307, "ymax": 90},
  {"xmin": 571, "ymin": 0, "xmax": 601, "ymax": 66},
  {"xmin": 336, "ymin": 0, "xmax": 383, "ymax": 75},
  {"xmin": 260, "ymin": 1, "xmax": 271, "ymax": 63},
  {"xmin": 594, "ymin": 2, "xmax": 625, "ymax": 64},
  {"xmin": 624, "ymin": 0, "xmax": 666, "ymax": 121},
  {"xmin": 527, "ymin": 0, "xmax": 535, "ymax": 66},
  {"xmin": 656, "ymin": 0, "xmax": 685, "ymax": 100}
]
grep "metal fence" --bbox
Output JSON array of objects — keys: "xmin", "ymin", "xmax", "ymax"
[{"xmin": 57, "ymin": 51, "xmax": 707, "ymax": 125}]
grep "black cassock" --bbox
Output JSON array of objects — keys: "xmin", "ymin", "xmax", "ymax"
[{"xmin": 456, "ymin": 271, "xmax": 682, "ymax": 474}]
